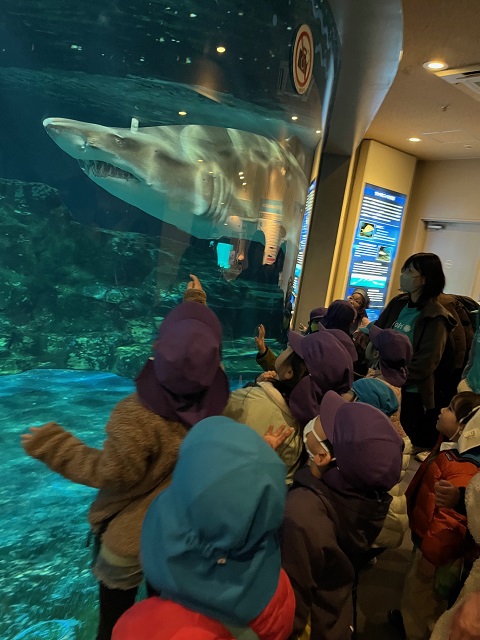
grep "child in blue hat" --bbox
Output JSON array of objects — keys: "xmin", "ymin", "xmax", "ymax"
[{"xmin": 113, "ymin": 417, "xmax": 295, "ymax": 640}]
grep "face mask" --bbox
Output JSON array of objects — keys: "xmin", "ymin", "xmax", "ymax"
[
  {"xmin": 303, "ymin": 417, "xmax": 334, "ymax": 462},
  {"xmin": 400, "ymin": 272, "xmax": 422, "ymax": 294}
]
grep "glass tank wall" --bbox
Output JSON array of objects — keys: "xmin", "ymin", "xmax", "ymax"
[{"xmin": 0, "ymin": 1, "xmax": 339, "ymax": 637}]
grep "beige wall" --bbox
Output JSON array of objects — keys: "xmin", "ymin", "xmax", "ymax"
[
  {"xmin": 391, "ymin": 158, "xmax": 480, "ymax": 294},
  {"xmin": 329, "ymin": 139, "xmax": 417, "ymax": 303}
]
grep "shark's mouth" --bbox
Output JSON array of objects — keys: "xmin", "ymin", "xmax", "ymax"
[{"xmin": 78, "ymin": 160, "xmax": 139, "ymax": 182}]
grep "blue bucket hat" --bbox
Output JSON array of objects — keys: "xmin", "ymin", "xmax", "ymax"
[
  {"xmin": 140, "ymin": 416, "xmax": 287, "ymax": 626},
  {"xmin": 352, "ymin": 378, "xmax": 399, "ymax": 417}
]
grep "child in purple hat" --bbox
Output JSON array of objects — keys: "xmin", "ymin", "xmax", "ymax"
[
  {"xmin": 281, "ymin": 391, "xmax": 403, "ymax": 640},
  {"xmin": 21, "ymin": 274, "xmax": 232, "ymax": 640}
]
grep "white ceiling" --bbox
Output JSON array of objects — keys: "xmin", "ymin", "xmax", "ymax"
[{"xmin": 365, "ymin": 0, "xmax": 480, "ymax": 161}]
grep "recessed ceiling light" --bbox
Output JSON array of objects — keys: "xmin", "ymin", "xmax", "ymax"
[
  {"xmin": 315, "ymin": 129, "xmax": 321, "ymax": 134},
  {"xmin": 242, "ymin": 182, "xmax": 247, "ymax": 186},
  {"xmin": 178, "ymin": 111, "xmax": 187, "ymax": 116},
  {"xmin": 197, "ymin": 159, "xmax": 204, "ymax": 162},
  {"xmin": 216, "ymin": 46, "xmax": 226, "ymax": 54},
  {"xmin": 408, "ymin": 137, "xmax": 421, "ymax": 142},
  {"xmin": 291, "ymin": 116, "xmax": 298, "ymax": 121},
  {"xmin": 423, "ymin": 60, "xmax": 447, "ymax": 71},
  {"xmin": 238, "ymin": 171, "xmax": 244, "ymax": 175}
]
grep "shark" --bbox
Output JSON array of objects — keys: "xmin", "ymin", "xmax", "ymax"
[{"xmin": 43, "ymin": 118, "xmax": 308, "ymax": 242}]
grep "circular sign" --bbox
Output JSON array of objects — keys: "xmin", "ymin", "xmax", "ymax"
[{"xmin": 291, "ymin": 24, "xmax": 314, "ymax": 95}]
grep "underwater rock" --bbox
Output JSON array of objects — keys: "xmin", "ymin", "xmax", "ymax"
[
  {"xmin": 0, "ymin": 178, "xmax": 285, "ymax": 378},
  {"xmin": 0, "ymin": 179, "xmax": 171, "ymax": 378}
]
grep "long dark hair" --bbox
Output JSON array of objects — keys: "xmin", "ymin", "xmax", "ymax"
[
  {"xmin": 402, "ymin": 252, "xmax": 445, "ymax": 306},
  {"xmin": 270, "ymin": 350, "xmax": 308, "ymax": 400}
]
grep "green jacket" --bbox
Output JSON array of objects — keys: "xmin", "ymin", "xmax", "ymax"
[{"xmin": 376, "ymin": 294, "xmax": 456, "ymax": 409}]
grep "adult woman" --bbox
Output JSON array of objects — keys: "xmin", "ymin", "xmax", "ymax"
[{"xmin": 375, "ymin": 253, "xmax": 456, "ymax": 450}]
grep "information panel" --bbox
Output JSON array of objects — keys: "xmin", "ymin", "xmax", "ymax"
[
  {"xmin": 291, "ymin": 178, "xmax": 316, "ymax": 312},
  {"xmin": 345, "ymin": 183, "xmax": 407, "ymax": 321}
]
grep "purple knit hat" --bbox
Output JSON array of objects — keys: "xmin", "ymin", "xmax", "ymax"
[
  {"xmin": 317, "ymin": 324, "xmax": 358, "ymax": 363},
  {"xmin": 135, "ymin": 302, "xmax": 230, "ymax": 427},
  {"xmin": 369, "ymin": 325, "xmax": 413, "ymax": 388},
  {"xmin": 320, "ymin": 391, "xmax": 403, "ymax": 493},
  {"xmin": 321, "ymin": 300, "xmax": 356, "ymax": 334},
  {"xmin": 287, "ymin": 331, "xmax": 354, "ymax": 425}
]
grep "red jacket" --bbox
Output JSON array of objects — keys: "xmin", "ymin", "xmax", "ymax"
[
  {"xmin": 112, "ymin": 569, "xmax": 294, "ymax": 640},
  {"xmin": 407, "ymin": 445, "xmax": 479, "ymax": 566}
]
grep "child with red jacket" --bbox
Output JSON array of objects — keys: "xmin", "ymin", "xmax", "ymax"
[
  {"xmin": 397, "ymin": 391, "xmax": 480, "ymax": 640},
  {"xmin": 113, "ymin": 416, "xmax": 295, "ymax": 640}
]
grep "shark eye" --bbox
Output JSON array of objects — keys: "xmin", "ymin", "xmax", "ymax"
[{"xmin": 112, "ymin": 135, "xmax": 125, "ymax": 146}]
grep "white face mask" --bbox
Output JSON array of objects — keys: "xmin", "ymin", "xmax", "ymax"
[{"xmin": 303, "ymin": 417, "xmax": 334, "ymax": 462}]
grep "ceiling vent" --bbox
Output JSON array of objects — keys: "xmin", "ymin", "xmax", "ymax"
[{"xmin": 435, "ymin": 65, "xmax": 480, "ymax": 102}]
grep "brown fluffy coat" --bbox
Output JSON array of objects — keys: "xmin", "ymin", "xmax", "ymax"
[{"xmin": 24, "ymin": 393, "xmax": 187, "ymax": 557}]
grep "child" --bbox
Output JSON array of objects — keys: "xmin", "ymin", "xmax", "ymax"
[
  {"xmin": 112, "ymin": 416, "xmax": 295, "ymax": 640},
  {"xmin": 281, "ymin": 391, "xmax": 403, "ymax": 639},
  {"xmin": 225, "ymin": 331, "xmax": 353, "ymax": 483},
  {"xmin": 345, "ymin": 377, "xmax": 408, "ymax": 549},
  {"xmin": 21, "ymin": 276, "xmax": 231, "ymax": 640},
  {"xmin": 431, "ymin": 464, "xmax": 480, "ymax": 639},
  {"xmin": 365, "ymin": 324, "xmax": 413, "ymax": 449},
  {"xmin": 396, "ymin": 391, "xmax": 480, "ymax": 640}
]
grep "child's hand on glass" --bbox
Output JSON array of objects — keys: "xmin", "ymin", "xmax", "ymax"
[
  {"xmin": 263, "ymin": 424, "xmax": 294, "ymax": 450},
  {"xmin": 435, "ymin": 480, "xmax": 460, "ymax": 509}
]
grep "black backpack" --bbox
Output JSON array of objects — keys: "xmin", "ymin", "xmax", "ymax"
[{"xmin": 453, "ymin": 295, "xmax": 480, "ymax": 349}]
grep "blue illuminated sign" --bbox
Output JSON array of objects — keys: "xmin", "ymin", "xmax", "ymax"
[
  {"xmin": 345, "ymin": 183, "xmax": 407, "ymax": 321},
  {"xmin": 291, "ymin": 178, "xmax": 316, "ymax": 311}
]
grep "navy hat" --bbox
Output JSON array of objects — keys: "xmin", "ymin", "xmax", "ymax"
[{"xmin": 141, "ymin": 417, "xmax": 287, "ymax": 625}]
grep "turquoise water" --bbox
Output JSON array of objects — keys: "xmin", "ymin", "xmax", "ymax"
[
  {"xmin": 1, "ymin": 370, "xmax": 133, "ymax": 640},
  {"xmin": 1, "ymin": 353, "xmax": 282, "ymax": 638}
]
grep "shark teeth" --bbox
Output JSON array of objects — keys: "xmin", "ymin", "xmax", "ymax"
[{"xmin": 78, "ymin": 160, "xmax": 139, "ymax": 182}]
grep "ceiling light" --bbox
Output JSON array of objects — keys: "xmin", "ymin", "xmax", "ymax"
[
  {"xmin": 178, "ymin": 111, "xmax": 187, "ymax": 116},
  {"xmin": 242, "ymin": 182, "xmax": 247, "ymax": 186},
  {"xmin": 408, "ymin": 137, "xmax": 421, "ymax": 142},
  {"xmin": 197, "ymin": 159, "xmax": 204, "ymax": 162},
  {"xmin": 315, "ymin": 129, "xmax": 321, "ymax": 134},
  {"xmin": 291, "ymin": 116, "xmax": 298, "ymax": 121},
  {"xmin": 216, "ymin": 46, "xmax": 226, "ymax": 54},
  {"xmin": 424, "ymin": 60, "xmax": 447, "ymax": 71},
  {"xmin": 189, "ymin": 13, "xmax": 197, "ymax": 18},
  {"xmin": 238, "ymin": 171, "xmax": 244, "ymax": 175}
]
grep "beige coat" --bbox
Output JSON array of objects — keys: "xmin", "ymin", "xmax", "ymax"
[
  {"xmin": 224, "ymin": 381, "xmax": 302, "ymax": 483},
  {"xmin": 24, "ymin": 393, "xmax": 187, "ymax": 558}
]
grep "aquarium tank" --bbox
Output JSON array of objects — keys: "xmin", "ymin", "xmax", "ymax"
[{"xmin": 0, "ymin": 1, "xmax": 340, "ymax": 637}]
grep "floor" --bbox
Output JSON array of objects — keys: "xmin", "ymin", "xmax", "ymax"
[{"xmin": 356, "ymin": 458, "xmax": 419, "ymax": 639}]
